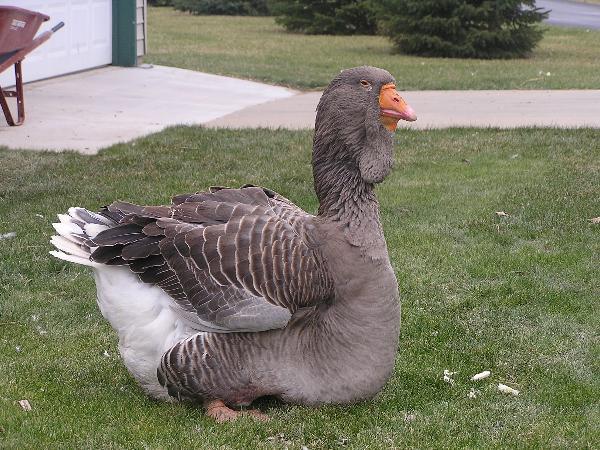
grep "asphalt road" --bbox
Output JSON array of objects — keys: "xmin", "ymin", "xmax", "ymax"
[{"xmin": 537, "ymin": 0, "xmax": 600, "ymax": 29}]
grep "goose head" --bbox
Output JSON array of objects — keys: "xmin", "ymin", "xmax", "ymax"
[{"xmin": 314, "ymin": 66, "xmax": 416, "ymax": 185}]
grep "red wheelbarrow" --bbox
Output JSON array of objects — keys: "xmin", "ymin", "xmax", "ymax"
[{"xmin": 0, "ymin": 6, "xmax": 64, "ymax": 126}]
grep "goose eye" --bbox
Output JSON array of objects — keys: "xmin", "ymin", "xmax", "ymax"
[{"xmin": 360, "ymin": 80, "xmax": 371, "ymax": 88}]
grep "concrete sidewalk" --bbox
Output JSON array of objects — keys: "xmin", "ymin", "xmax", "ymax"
[
  {"xmin": 208, "ymin": 90, "xmax": 600, "ymax": 130},
  {"xmin": 1, "ymin": 66, "xmax": 599, "ymax": 154},
  {"xmin": 0, "ymin": 65, "xmax": 296, "ymax": 154}
]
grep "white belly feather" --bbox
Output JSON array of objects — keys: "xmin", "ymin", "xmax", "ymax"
[{"xmin": 93, "ymin": 266, "xmax": 199, "ymax": 400}]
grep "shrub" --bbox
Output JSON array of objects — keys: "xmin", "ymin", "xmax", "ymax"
[
  {"xmin": 270, "ymin": 0, "xmax": 379, "ymax": 35},
  {"xmin": 148, "ymin": 0, "xmax": 173, "ymax": 6},
  {"xmin": 173, "ymin": 0, "xmax": 270, "ymax": 16},
  {"xmin": 379, "ymin": 0, "xmax": 549, "ymax": 59}
]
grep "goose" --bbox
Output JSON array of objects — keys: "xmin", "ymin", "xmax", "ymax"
[{"xmin": 50, "ymin": 66, "xmax": 417, "ymax": 422}]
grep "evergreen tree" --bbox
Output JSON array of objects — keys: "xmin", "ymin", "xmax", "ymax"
[
  {"xmin": 379, "ymin": 0, "xmax": 549, "ymax": 59},
  {"xmin": 270, "ymin": 0, "xmax": 378, "ymax": 35}
]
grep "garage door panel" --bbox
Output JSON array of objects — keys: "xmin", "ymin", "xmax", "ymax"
[
  {"xmin": 0, "ymin": 0, "xmax": 111, "ymax": 86},
  {"xmin": 93, "ymin": 1, "xmax": 111, "ymax": 48},
  {"xmin": 71, "ymin": 4, "xmax": 91, "ymax": 57}
]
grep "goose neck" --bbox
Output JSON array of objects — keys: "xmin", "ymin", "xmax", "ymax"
[
  {"xmin": 312, "ymin": 155, "xmax": 386, "ymax": 253},
  {"xmin": 313, "ymin": 158, "xmax": 378, "ymax": 222}
]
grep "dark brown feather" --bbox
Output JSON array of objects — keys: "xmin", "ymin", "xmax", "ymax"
[{"xmin": 88, "ymin": 186, "xmax": 333, "ymax": 333}]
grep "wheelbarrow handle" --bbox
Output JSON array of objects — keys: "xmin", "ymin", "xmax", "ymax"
[{"xmin": 51, "ymin": 22, "xmax": 65, "ymax": 33}]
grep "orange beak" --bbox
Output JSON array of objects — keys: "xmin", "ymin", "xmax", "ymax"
[{"xmin": 379, "ymin": 83, "xmax": 417, "ymax": 131}]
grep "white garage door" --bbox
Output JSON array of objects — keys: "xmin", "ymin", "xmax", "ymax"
[{"xmin": 0, "ymin": 0, "xmax": 112, "ymax": 86}]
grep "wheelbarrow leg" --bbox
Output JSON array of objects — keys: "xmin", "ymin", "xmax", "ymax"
[
  {"xmin": 15, "ymin": 61, "xmax": 24, "ymax": 125},
  {"xmin": 0, "ymin": 83, "xmax": 15, "ymax": 126},
  {"xmin": 0, "ymin": 61, "xmax": 25, "ymax": 126}
]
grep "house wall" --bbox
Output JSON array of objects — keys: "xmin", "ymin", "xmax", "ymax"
[
  {"xmin": 0, "ymin": 0, "xmax": 112, "ymax": 85},
  {"xmin": 136, "ymin": 0, "xmax": 147, "ymax": 59}
]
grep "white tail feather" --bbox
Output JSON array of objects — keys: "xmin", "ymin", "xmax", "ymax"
[
  {"xmin": 57, "ymin": 214, "xmax": 72, "ymax": 224},
  {"xmin": 69, "ymin": 207, "xmax": 114, "ymax": 226},
  {"xmin": 84, "ymin": 223, "xmax": 110, "ymax": 238},
  {"xmin": 50, "ymin": 207, "xmax": 114, "ymax": 267},
  {"xmin": 52, "ymin": 221, "xmax": 82, "ymax": 236},
  {"xmin": 49, "ymin": 250, "xmax": 100, "ymax": 267},
  {"xmin": 50, "ymin": 235, "xmax": 88, "ymax": 258}
]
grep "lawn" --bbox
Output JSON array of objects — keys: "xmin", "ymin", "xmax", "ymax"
[
  {"xmin": 0, "ymin": 127, "xmax": 598, "ymax": 448},
  {"xmin": 145, "ymin": 7, "xmax": 600, "ymax": 90}
]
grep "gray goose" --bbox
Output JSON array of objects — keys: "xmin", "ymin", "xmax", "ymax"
[{"xmin": 50, "ymin": 66, "xmax": 417, "ymax": 422}]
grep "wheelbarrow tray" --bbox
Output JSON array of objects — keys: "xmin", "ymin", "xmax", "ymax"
[{"xmin": 0, "ymin": 6, "xmax": 63, "ymax": 126}]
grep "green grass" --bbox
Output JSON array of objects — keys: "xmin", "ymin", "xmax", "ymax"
[
  {"xmin": 145, "ymin": 8, "xmax": 600, "ymax": 90},
  {"xmin": 1, "ymin": 128, "xmax": 599, "ymax": 448}
]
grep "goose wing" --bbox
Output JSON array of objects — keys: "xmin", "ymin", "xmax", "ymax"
[{"xmin": 90, "ymin": 186, "xmax": 333, "ymax": 333}]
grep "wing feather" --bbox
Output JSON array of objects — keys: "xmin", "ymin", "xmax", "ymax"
[{"xmin": 90, "ymin": 186, "xmax": 333, "ymax": 333}]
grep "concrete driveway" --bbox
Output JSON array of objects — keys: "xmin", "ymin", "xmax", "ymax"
[{"xmin": 0, "ymin": 65, "xmax": 296, "ymax": 154}]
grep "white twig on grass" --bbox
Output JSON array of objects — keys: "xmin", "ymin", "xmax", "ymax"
[
  {"xmin": 498, "ymin": 383, "xmax": 520, "ymax": 396},
  {"xmin": 471, "ymin": 370, "xmax": 491, "ymax": 381},
  {"xmin": 18, "ymin": 399, "xmax": 32, "ymax": 411}
]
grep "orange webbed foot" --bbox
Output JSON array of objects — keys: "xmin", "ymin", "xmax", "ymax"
[{"xmin": 204, "ymin": 399, "xmax": 270, "ymax": 423}]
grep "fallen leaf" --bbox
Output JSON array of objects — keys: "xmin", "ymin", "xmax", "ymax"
[
  {"xmin": 589, "ymin": 217, "xmax": 600, "ymax": 224},
  {"xmin": 498, "ymin": 383, "xmax": 520, "ymax": 396},
  {"xmin": 18, "ymin": 399, "xmax": 32, "ymax": 411},
  {"xmin": 471, "ymin": 370, "xmax": 491, "ymax": 381},
  {"xmin": 495, "ymin": 211, "xmax": 509, "ymax": 217}
]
